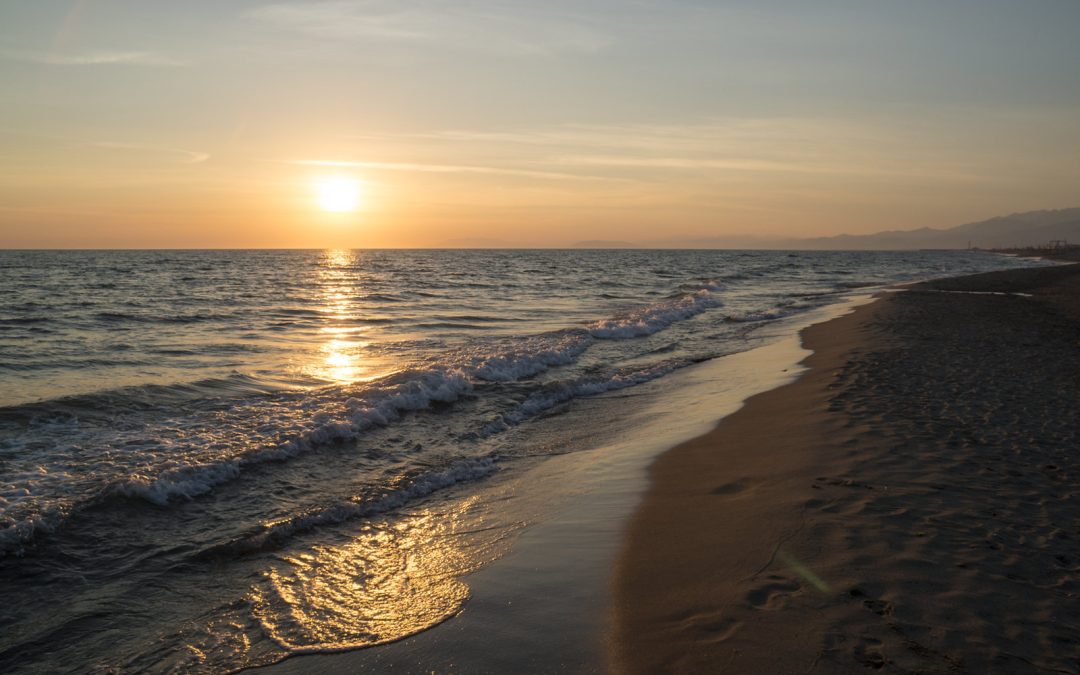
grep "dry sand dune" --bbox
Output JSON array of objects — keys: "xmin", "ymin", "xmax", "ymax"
[{"xmin": 614, "ymin": 263, "xmax": 1080, "ymax": 674}]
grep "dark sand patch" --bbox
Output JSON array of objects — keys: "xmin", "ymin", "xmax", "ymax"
[{"xmin": 614, "ymin": 264, "xmax": 1080, "ymax": 673}]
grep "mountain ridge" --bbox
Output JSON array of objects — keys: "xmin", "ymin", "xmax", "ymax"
[{"xmin": 649, "ymin": 207, "xmax": 1080, "ymax": 250}]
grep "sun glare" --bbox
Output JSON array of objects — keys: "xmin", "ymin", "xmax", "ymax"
[{"xmin": 315, "ymin": 176, "xmax": 362, "ymax": 213}]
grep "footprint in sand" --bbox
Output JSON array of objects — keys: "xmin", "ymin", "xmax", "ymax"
[
  {"xmin": 670, "ymin": 610, "xmax": 744, "ymax": 643},
  {"xmin": 854, "ymin": 637, "xmax": 887, "ymax": 670},
  {"xmin": 746, "ymin": 576, "xmax": 801, "ymax": 610},
  {"xmin": 710, "ymin": 478, "xmax": 754, "ymax": 496},
  {"xmin": 862, "ymin": 598, "xmax": 895, "ymax": 617},
  {"xmin": 691, "ymin": 615, "xmax": 744, "ymax": 643}
]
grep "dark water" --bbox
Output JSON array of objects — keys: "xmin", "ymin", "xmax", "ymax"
[{"xmin": 0, "ymin": 249, "xmax": 1044, "ymax": 672}]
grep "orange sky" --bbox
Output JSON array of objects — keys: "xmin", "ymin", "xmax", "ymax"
[{"xmin": 2, "ymin": 1, "xmax": 1079, "ymax": 248}]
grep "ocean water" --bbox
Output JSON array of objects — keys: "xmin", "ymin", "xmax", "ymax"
[{"xmin": 0, "ymin": 249, "xmax": 1044, "ymax": 672}]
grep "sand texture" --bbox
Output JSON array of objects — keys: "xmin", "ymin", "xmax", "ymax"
[{"xmin": 613, "ymin": 263, "xmax": 1080, "ymax": 674}]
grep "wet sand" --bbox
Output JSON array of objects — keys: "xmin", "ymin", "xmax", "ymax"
[{"xmin": 613, "ymin": 263, "xmax": 1080, "ymax": 673}]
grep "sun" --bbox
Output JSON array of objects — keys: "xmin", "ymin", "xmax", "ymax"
[{"xmin": 314, "ymin": 176, "xmax": 362, "ymax": 213}]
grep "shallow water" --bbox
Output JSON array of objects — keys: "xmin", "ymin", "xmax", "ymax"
[{"xmin": 0, "ymin": 249, "xmax": 1044, "ymax": 672}]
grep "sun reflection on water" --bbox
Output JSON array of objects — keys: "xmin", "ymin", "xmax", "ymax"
[
  {"xmin": 305, "ymin": 250, "xmax": 382, "ymax": 384},
  {"xmin": 318, "ymin": 337, "xmax": 370, "ymax": 383}
]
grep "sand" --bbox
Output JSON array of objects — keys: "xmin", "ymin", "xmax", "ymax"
[{"xmin": 613, "ymin": 263, "xmax": 1080, "ymax": 673}]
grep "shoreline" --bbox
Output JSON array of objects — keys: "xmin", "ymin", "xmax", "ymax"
[
  {"xmin": 0, "ymin": 251, "xmax": 1063, "ymax": 672},
  {"xmin": 613, "ymin": 263, "xmax": 1080, "ymax": 672},
  {"xmin": 259, "ymin": 297, "xmax": 878, "ymax": 674}
]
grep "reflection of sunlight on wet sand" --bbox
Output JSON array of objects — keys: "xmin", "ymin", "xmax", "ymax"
[{"xmin": 251, "ymin": 501, "xmax": 521, "ymax": 653}]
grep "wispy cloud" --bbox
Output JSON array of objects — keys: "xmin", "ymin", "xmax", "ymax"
[
  {"xmin": 0, "ymin": 130, "xmax": 210, "ymax": 165},
  {"xmin": 5, "ymin": 50, "xmax": 185, "ymax": 67},
  {"xmin": 250, "ymin": 1, "xmax": 612, "ymax": 55},
  {"xmin": 289, "ymin": 159, "xmax": 611, "ymax": 181},
  {"xmin": 349, "ymin": 119, "xmax": 992, "ymax": 182},
  {"xmin": 93, "ymin": 142, "xmax": 209, "ymax": 164},
  {"xmin": 552, "ymin": 155, "xmax": 843, "ymax": 174}
]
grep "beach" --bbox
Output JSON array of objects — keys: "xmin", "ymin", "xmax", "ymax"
[
  {"xmin": 614, "ymin": 262, "xmax": 1080, "ymax": 673},
  {"xmin": 0, "ymin": 251, "xmax": 1056, "ymax": 673}
]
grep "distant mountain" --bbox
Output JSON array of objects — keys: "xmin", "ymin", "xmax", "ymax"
[
  {"xmin": 787, "ymin": 208, "xmax": 1080, "ymax": 250},
  {"xmin": 440, "ymin": 208, "xmax": 1080, "ymax": 250}
]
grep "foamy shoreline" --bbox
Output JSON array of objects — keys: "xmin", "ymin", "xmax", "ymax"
[
  {"xmin": 259, "ymin": 296, "xmax": 877, "ymax": 673},
  {"xmin": 1, "ymin": 253, "xmax": 1053, "ymax": 673}
]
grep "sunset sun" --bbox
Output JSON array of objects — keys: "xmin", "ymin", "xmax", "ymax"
[{"xmin": 315, "ymin": 176, "xmax": 362, "ymax": 213}]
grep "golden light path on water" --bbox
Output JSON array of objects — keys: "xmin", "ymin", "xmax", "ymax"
[
  {"xmin": 318, "ymin": 333, "xmax": 370, "ymax": 383},
  {"xmin": 308, "ymin": 250, "xmax": 381, "ymax": 384}
]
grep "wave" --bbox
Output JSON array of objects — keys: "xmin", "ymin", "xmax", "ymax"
[
  {"xmin": 413, "ymin": 322, "xmax": 489, "ymax": 330},
  {"xmin": 82, "ymin": 341, "xmax": 700, "ymax": 513},
  {"xmin": 587, "ymin": 288, "xmax": 723, "ymax": 338},
  {"xmin": 359, "ymin": 293, "xmax": 406, "ymax": 303},
  {"xmin": 92, "ymin": 311, "xmax": 238, "ymax": 324},
  {"xmin": 110, "ymin": 459, "xmax": 245, "ymax": 506},
  {"xmin": 0, "ymin": 373, "xmax": 292, "ymax": 424},
  {"xmin": 0, "ymin": 316, "xmax": 51, "ymax": 325},
  {"xmin": 724, "ymin": 308, "xmax": 794, "ymax": 323},
  {"xmin": 0, "ymin": 281, "xmax": 731, "ymax": 555},
  {"xmin": 0, "ymin": 357, "xmax": 146, "ymax": 372},
  {"xmin": 102, "ymin": 369, "xmax": 475, "ymax": 507},
  {"xmin": 478, "ymin": 358, "xmax": 693, "ymax": 437},
  {"xmin": 92, "ymin": 329, "xmax": 602, "ymax": 509},
  {"xmin": 196, "ymin": 456, "xmax": 498, "ymax": 559},
  {"xmin": 678, "ymin": 278, "xmax": 724, "ymax": 292},
  {"xmin": 0, "ymin": 510, "xmax": 59, "ymax": 558},
  {"xmin": 438, "ymin": 314, "xmax": 512, "ymax": 323},
  {"xmin": 447, "ymin": 330, "xmax": 591, "ymax": 382}
]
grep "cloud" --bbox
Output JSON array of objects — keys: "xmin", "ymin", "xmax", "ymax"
[
  {"xmin": 350, "ymin": 119, "xmax": 992, "ymax": 182},
  {"xmin": 289, "ymin": 159, "xmax": 612, "ymax": 181},
  {"xmin": 551, "ymin": 155, "xmax": 839, "ymax": 174},
  {"xmin": 93, "ymin": 142, "xmax": 209, "ymax": 164},
  {"xmin": 250, "ymin": 1, "xmax": 612, "ymax": 55},
  {"xmin": 6, "ymin": 50, "xmax": 185, "ymax": 67},
  {"xmin": 351, "ymin": 121, "xmax": 830, "ymax": 158}
]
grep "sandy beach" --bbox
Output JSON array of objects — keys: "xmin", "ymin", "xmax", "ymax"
[
  {"xmin": 4, "ymin": 252, "xmax": 1049, "ymax": 673},
  {"xmin": 614, "ymin": 263, "xmax": 1080, "ymax": 673}
]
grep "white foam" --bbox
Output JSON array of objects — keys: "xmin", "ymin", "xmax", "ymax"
[
  {"xmin": 588, "ymin": 289, "xmax": 723, "ymax": 339},
  {"xmin": 925, "ymin": 289, "xmax": 1034, "ymax": 298},
  {"xmin": 0, "ymin": 510, "xmax": 57, "ymax": 557},
  {"xmin": 111, "ymin": 459, "xmax": 243, "ymax": 506},
  {"xmin": 205, "ymin": 456, "xmax": 498, "ymax": 556},
  {"xmin": 113, "ymin": 369, "xmax": 477, "ymax": 507},
  {"xmin": 725, "ymin": 308, "xmax": 793, "ymax": 323},
  {"xmin": 450, "ymin": 331, "xmax": 591, "ymax": 382},
  {"xmin": 480, "ymin": 359, "xmax": 690, "ymax": 436},
  {"xmin": 0, "ymin": 283, "xmax": 731, "ymax": 546}
]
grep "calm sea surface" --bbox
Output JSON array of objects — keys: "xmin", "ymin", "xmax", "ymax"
[{"xmin": 0, "ymin": 249, "xmax": 1043, "ymax": 672}]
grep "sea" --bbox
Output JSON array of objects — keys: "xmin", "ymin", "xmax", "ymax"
[{"xmin": 0, "ymin": 249, "xmax": 1045, "ymax": 672}]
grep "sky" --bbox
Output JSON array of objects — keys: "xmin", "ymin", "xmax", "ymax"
[{"xmin": 1, "ymin": 0, "xmax": 1079, "ymax": 248}]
